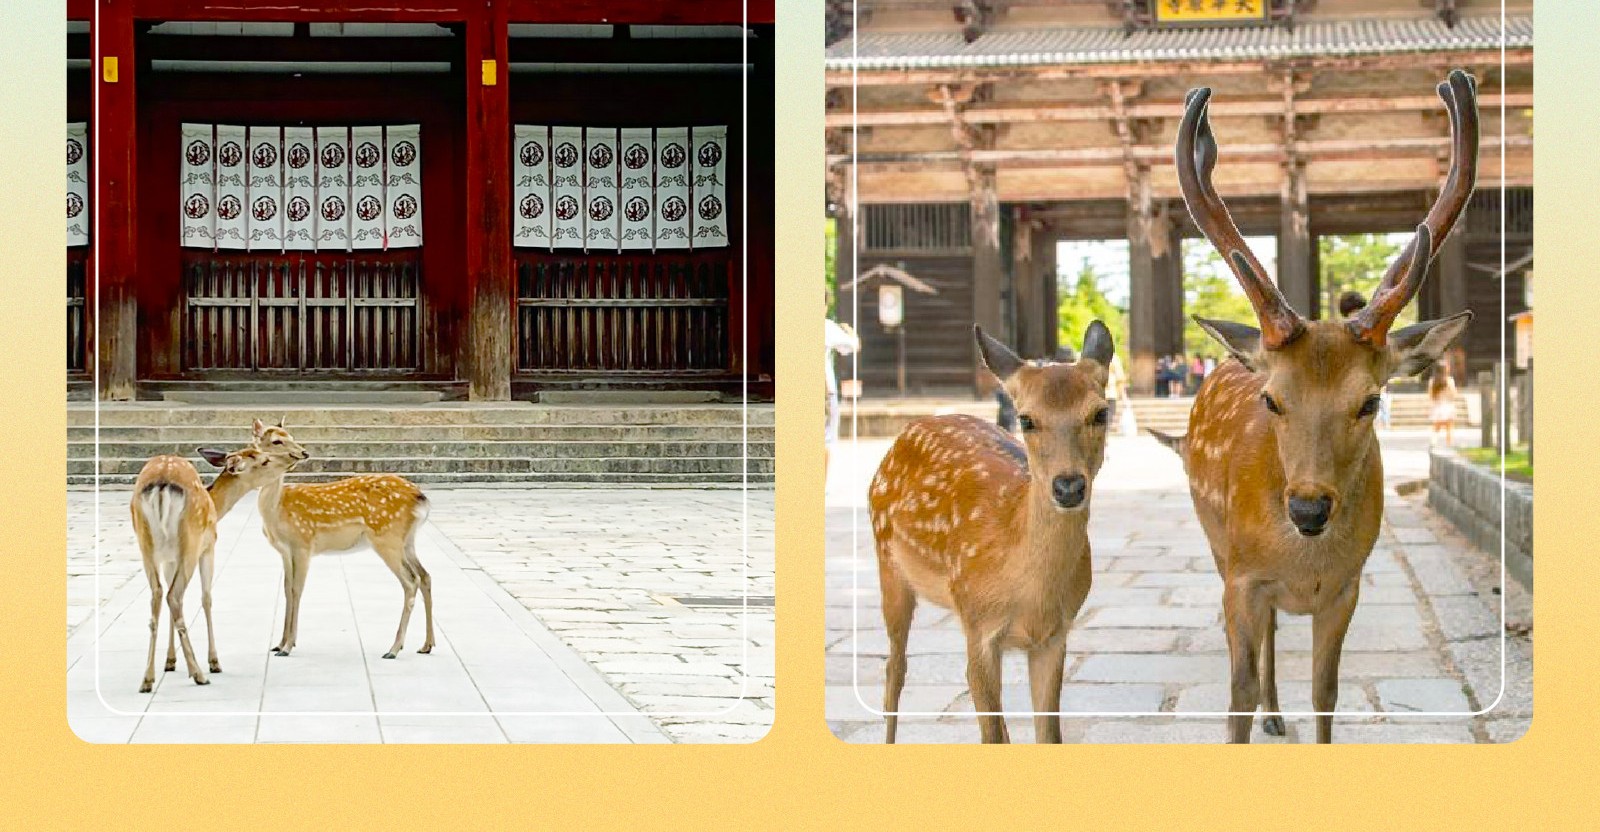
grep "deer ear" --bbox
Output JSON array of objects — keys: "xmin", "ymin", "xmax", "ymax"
[
  {"xmin": 974, "ymin": 324, "xmax": 1023, "ymax": 383},
  {"xmin": 252, "ymin": 418, "xmax": 266, "ymax": 439},
  {"xmin": 1388, "ymin": 310, "xmax": 1473, "ymax": 378},
  {"xmin": 197, "ymin": 447, "xmax": 229, "ymax": 468},
  {"xmin": 1194, "ymin": 316, "xmax": 1262, "ymax": 371},
  {"xmin": 1079, "ymin": 320, "xmax": 1115, "ymax": 366}
]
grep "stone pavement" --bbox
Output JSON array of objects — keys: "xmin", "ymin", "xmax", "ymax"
[
  {"xmin": 825, "ymin": 429, "xmax": 1531, "ymax": 744},
  {"xmin": 68, "ymin": 485, "xmax": 772, "ymax": 744}
]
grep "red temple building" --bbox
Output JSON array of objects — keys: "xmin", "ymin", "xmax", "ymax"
[{"xmin": 68, "ymin": 1, "xmax": 775, "ymax": 404}]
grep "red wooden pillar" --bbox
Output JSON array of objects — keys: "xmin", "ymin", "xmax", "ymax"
[
  {"xmin": 94, "ymin": 0, "xmax": 138, "ymax": 400},
  {"xmin": 465, "ymin": 1, "xmax": 513, "ymax": 400}
]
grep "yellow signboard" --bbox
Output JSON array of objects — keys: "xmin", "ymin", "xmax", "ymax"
[{"xmin": 1154, "ymin": 0, "xmax": 1268, "ymax": 23}]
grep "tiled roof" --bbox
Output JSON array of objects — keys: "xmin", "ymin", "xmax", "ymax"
[{"xmin": 826, "ymin": 15, "xmax": 1530, "ymax": 70}]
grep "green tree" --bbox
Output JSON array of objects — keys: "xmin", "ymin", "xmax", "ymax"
[
  {"xmin": 1182, "ymin": 242, "xmax": 1255, "ymax": 359},
  {"xmin": 824, "ymin": 217, "xmax": 837, "ymax": 317},
  {"xmin": 1320, "ymin": 233, "xmax": 1412, "ymax": 327},
  {"xmin": 1056, "ymin": 258, "xmax": 1128, "ymax": 365}
]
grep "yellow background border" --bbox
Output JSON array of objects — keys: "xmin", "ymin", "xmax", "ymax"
[{"xmin": 1, "ymin": 1, "xmax": 1596, "ymax": 826}]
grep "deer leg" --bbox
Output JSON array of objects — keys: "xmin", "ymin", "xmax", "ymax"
[
  {"xmin": 1311, "ymin": 582, "xmax": 1360, "ymax": 744},
  {"xmin": 281, "ymin": 550, "xmax": 312, "ymax": 655},
  {"xmin": 1027, "ymin": 637, "xmax": 1067, "ymax": 744},
  {"xmin": 161, "ymin": 559, "xmax": 178, "ymax": 672},
  {"xmin": 1259, "ymin": 611, "xmax": 1284, "ymax": 737},
  {"xmin": 1222, "ymin": 581, "xmax": 1268, "ymax": 743},
  {"xmin": 963, "ymin": 625, "xmax": 1009, "ymax": 744},
  {"xmin": 140, "ymin": 564, "xmax": 162, "ymax": 693},
  {"xmin": 200, "ymin": 547, "xmax": 221, "ymax": 674},
  {"xmin": 404, "ymin": 542, "xmax": 434, "ymax": 654},
  {"xmin": 272, "ymin": 551, "xmax": 295, "ymax": 654},
  {"xmin": 166, "ymin": 558, "xmax": 208, "ymax": 686},
  {"xmin": 377, "ymin": 544, "xmax": 418, "ymax": 660},
  {"xmin": 878, "ymin": 567, "xmax": 916, "ymax": 744}
]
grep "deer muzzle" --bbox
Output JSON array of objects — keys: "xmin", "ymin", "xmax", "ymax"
[
  {"xmin": 1286, "ymin": 492, "xmax": 1334, "ymax": 537},
  {"xmin": 1051, "ymin": 474, "xmax": 1088, "ymax": 510}
]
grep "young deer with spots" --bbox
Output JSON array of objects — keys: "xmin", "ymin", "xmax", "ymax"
[
  {"xmin": 870, "ymin": 322, "xmax": 1116, "ymax": 743},
  {"xmin": 1171, "ymin": 71, "xmax": 1477, "ymax": 743},
  {"xmin": 131, "ymin": 445, "xmax": 285, "ymax": 692},
  {"xmin": 249, "ymin": 420, "xmax": 435, "ymax": 660}
]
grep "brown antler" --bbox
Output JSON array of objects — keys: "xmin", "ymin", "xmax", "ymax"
[
  {"xmin": 1349, "ymin": 70, "xmax": 1479, "ymax": 345},
  {"xmin": 1176, "ymin": 88, "xmax": 1305, "ymax": 350}
]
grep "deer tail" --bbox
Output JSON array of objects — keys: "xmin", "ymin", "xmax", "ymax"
[{"xmin": 136, "ymin": 482, "xmax": 186, "ymax": 564}]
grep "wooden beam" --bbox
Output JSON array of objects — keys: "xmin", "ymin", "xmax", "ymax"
[
  {"xmin": 830, "ymin": 135, "xmax": 1534, "ymax": 167},
  {"xmin": 127, "ymin": 0, "xmax": 474, "ymax": 22},
  {"xmin": 826, "ymin": 91, "xmax": 1533, "ymax": 128},
  {"xmin": 95, "ymin": 0, "xmax": 138, "ymax": 400},
  {"xmin": 465, "ymin": 1, "xmax": 512, "ymax": 400},
  {"xmin": 68, "ymin": 0, "xmax": 92, "ymax": 19},
  {"xmin": 825, "ymin": 49, "xmax": 1531, "ymax": 87},
  {"xmin": 508, "ymin": 0, "xmax": 772, "ymax": 25}
]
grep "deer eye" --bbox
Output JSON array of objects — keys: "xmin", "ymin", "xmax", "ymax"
[
  {"xmin": 1090, "ymin": 407, "xmax": 1110, "ymax": 426},
  {"xmin": 1357, "ymin": 395, "xmax": 1381, "ymax": 418},
  {"xmin": 1261, "ymin": 392, "xmax": 1284, "ymax": 415},
  {"xmin": 1017, "ymin": 415, "xmax": 1036, "ymax": 432}
]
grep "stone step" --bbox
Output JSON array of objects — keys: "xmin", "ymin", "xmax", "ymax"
[
  {"xmin": 69, "ymin": 455, "xmax": 775, "ymax": 477},
  {"xmin": 162, "ymin": 390, "xmax": 446, "ymax": 405},
  {"xmin": 67, "ymin": 403, "xmax": 773, "ymax": 428},
  {"xmin": 69, "ymin": 440, "xmax": 775, "ymax": 461},
  {"xmin": 67, "ymin": 423, "xmax": 766, "ymax": 443}
]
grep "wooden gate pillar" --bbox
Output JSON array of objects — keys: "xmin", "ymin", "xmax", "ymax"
[
  {"xmin": 1127, "ymin": 169, "xmax": 1157, "ymax": 395},
  {"xmin": 465, "ymin": 2, "xmax": 513, "ymax": 401},
  {"xmin": 1277, "ymin": 160, "xmax": 1318, "ymax": 319},
  {"xmin": 971, "ymin": 166, "xmax": 1003, "ymax": 394},
  {"xmin": 1149, "ymin": 205, "xmax": 1183, "ymax": 357},
  {"xmin": 94, "ymin": 0, "xmax": 137, "ymax": 401}
]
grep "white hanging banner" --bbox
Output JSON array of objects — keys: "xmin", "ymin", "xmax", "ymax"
[
  {"xmin": 513, "ymin": 125, "xmax": 551, "ymax": 249},
  {"xmin": 180, "ymin": 123, "xmax": 216, "ymax": 248},
  {"xmin": 350, "ymin": 126, "xmax": 385, "ymax": 250},
  {"xmin": 315, "ymin": 126, "xmax": 351, "ymax": 251},
  {"xmin": 385, "ymin": 124, "xmax": 422, "ymax": 249},
  {"xmin": 618, "ymin": 127, "xmax": 653, "ymax": 251},
  {"xmin": 584, "ymin": 127, "xmax": 619, "ymax": 250},
  {"xmin": 67, "ymin": 123, "xmax": 89, "ymax": 247},
  {"xmin": 282, "ymin": 127, "xmax": 316, "ymax": 251},
  {"xmin": 691, "ymin": 126, "xmax": 728, "ymax": 248},
  {"xmin": 247, "ymin": 126, "xmax": 284, "ymax": 251},
  {"xmin": 550, "ymin": 126, "xmax": 584, "ymax": 249},
  {"xmin": 213, "ymin": 125, "xmax": 248, "ymax": 250},
  {"xmin": 655, "ymin": 126, "xmax": 690, "ymax": 250}
]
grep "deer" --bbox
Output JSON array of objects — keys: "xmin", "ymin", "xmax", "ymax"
[
  {"xmin": 130, "ymin": 445, "xmax": 286, "ymax": 693},
  {"xmin": 1169, "ymin": 70, "xmax": 1477, "ymax": 743},
  {"xmin": 869, "ymin": 322, "xmax": 1116, "ymax": 743},
  {"xmin": 247, "ymin": 420, "xmax": 435, "ymax": 660}
]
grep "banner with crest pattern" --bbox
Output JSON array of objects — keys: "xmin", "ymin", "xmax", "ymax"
[
  {"xmin": 512, "ymin": 125, "xmax": 725, "ymax": 252},
  {"xmin": 180, "ymin": 123, "xmax": 422, "ymax": 252},
  {"xmin": 67, "ymin": 123, "xmax": 89, "ymax": 247},
  {"xmin": 514, "ymin": 125, "xmax": 551, "ymax": 247},
  {"xmin": 691, "ymin": 126, "xmax": 728, "ymax": 248}
]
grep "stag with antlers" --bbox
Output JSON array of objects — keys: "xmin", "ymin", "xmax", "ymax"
[
  {"xmin": 1170, "ymin": 71, "xmax": 1477, "ymax": 743},
  {"xmin": 870, "ymin": 322, "xmax": 1116, "ymax": 743}
]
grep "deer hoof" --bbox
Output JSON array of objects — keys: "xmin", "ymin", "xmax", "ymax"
[
  {"xmin": 164, "ymin": 661, "xmax": 176, "ymax": 672},
  {"xmin": 1262, "ymin": 715, "xmax": 1286, "ymax": 736},
  {"xmin": 273, "ymin": 649, "xmax": 290, "ymax": 657},
  {"xmin": 193, "ymin": 676, "xmax": 210, "ymax": 686},
  {"xmin": 418, "ymin": 646, "xmax": 433, "ymax": 654},
  {"xmin": 138, "ymin": 680, "xmax": 153, "ymax": 694},
  {"xmin": 381, "ymin": 652, "xmax": 397, "ymax": 660},
  {"xmin": 209, "ymin": 662, "xmax": 223, "ymax": 674}
]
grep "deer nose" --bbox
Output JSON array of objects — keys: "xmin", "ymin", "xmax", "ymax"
[
  {"xmin": 1051, "ymin": 474, "xmax": 1087, "ymax": 509},
  {"xmin": 1286, "ymin": 494, "xmax": 1333, "ymax": 536}
]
